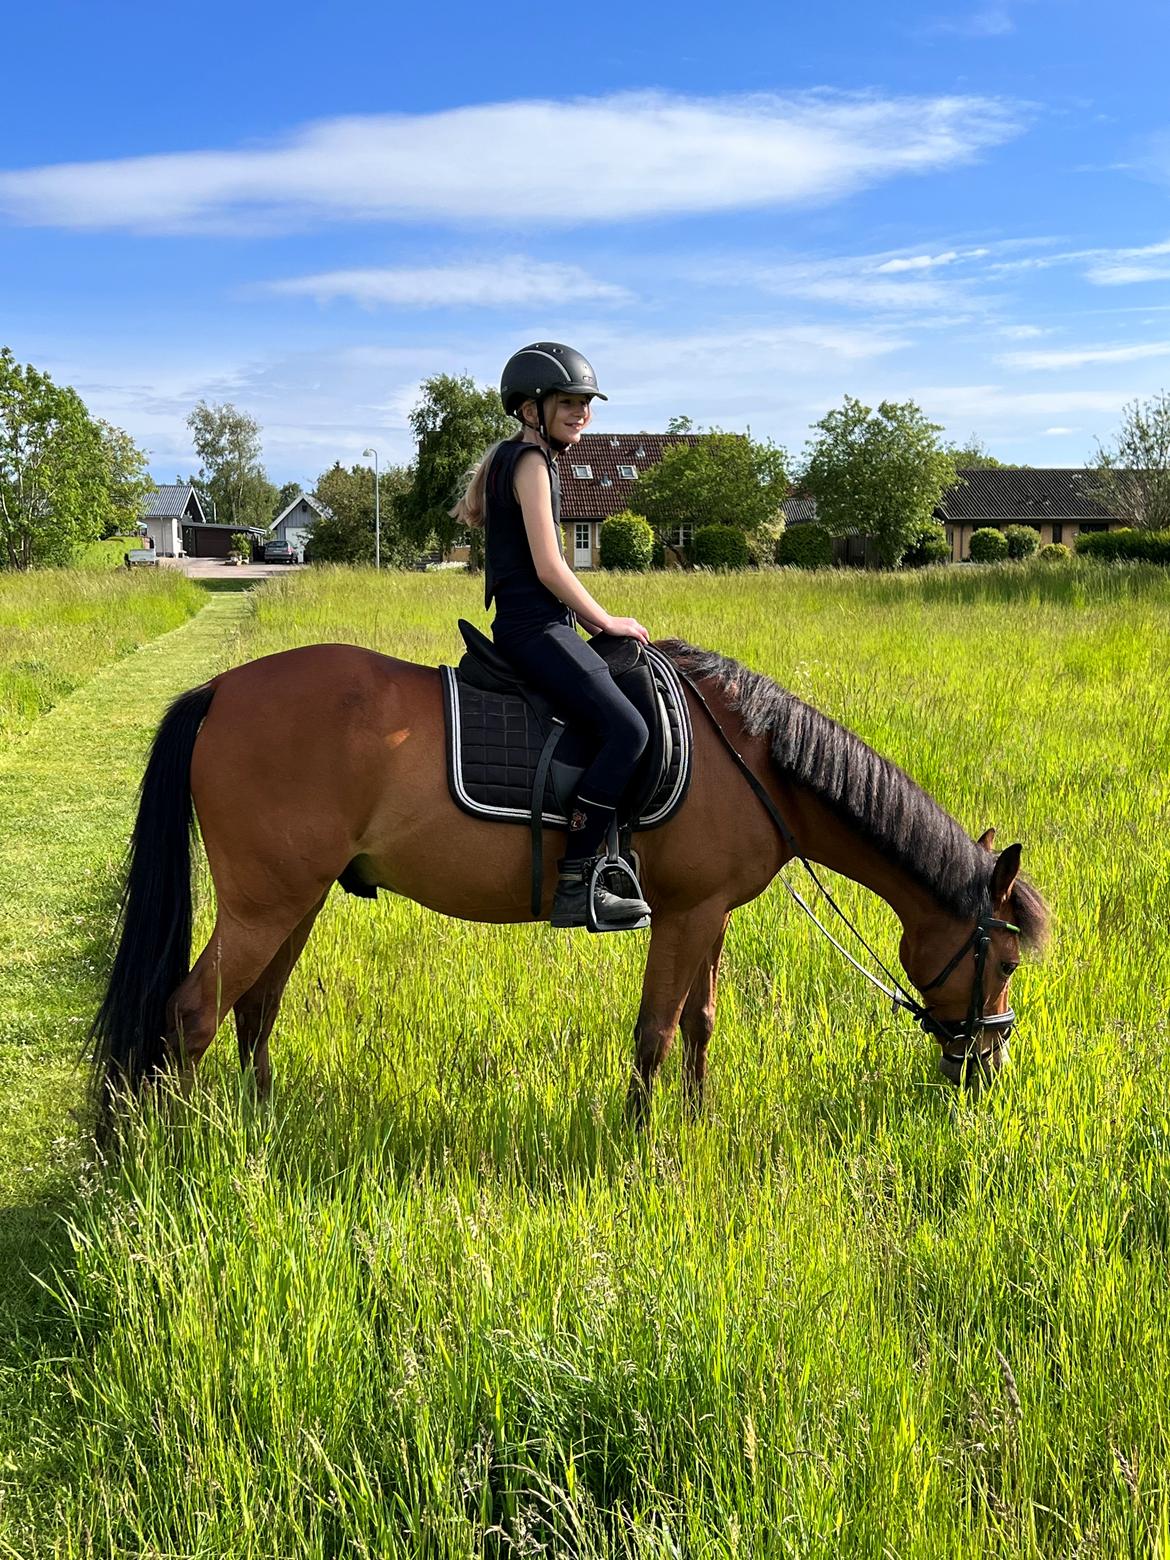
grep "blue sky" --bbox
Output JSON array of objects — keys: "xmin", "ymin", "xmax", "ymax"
[{"xmin": 3, "ymin": 0, "xmax": 1170, "ymax": 484}]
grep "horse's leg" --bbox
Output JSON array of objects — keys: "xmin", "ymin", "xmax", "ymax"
[
  {"xmin": 627, "ymin": 903, "xmax": 731, "ymax": 1127},
  {"xmin": 166, "ymin": 909, "xmax": 311, "ymax": 1082},
  {"xmin": 233, "ymin": 891, "xmax": 329, "ymax": 1098},
  {"xmin": 679, "ymin": 912, "xmax": 730, "ymax": 1115}
]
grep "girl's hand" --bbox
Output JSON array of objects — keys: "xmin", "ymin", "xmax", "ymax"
[{"xmin": 604, "ymin": 614, "xmax": 650, "ymax": 644}]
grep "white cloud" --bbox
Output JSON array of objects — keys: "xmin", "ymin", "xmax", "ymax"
[
  {"xmin": 998, "ymin": 323, "xmax": 1047, "ymax": 338},
  {"xmin": 998, "ymin": 340, "xmax": 1170, "ymax": 369},
  {"xmin": 875, "ymin": 250, "xmax": 961, "ymax": 272},
  {"xmin": 990, "ymin": 236, "xmax": 1170, "ymax": 287},
  {"xmin": 1043, "ymin": 426, "xmax": 1077, "ymax": 435},
  {"xmin": 264, "ymin": 259, "xmax": 629, "ymax": 309},
  {"xmin": 0, "ymin": 90, "xmax": 1024, "ymax": 234}
]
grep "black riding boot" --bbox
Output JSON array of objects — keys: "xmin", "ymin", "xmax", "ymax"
[{"xmin": 551, "ymin": 856, "xmax": 651, "ymax": 932}]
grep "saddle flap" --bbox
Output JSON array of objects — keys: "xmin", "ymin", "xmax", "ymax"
[{"xmin": 456, "ymin": 618, "xmax": 527, "ymax": 693}]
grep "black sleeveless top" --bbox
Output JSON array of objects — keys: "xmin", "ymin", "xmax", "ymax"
[{"xmin": 484, "ymin": 440, "xmax": 572, "ymax": 640}]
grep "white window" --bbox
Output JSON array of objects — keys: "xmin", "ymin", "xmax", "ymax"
[
  {"xmin": 670, "ymin": 524, "xmax": 695, "ymax": 546},
  {"xmin": 575, "ymin": 523, "xmax": 591, "ymax": 551},
  {"xmin": 618, "ymin": 464, "xmax": 637, "ymax": 480},
  {"xmin": 571, "ymin": 463, "xmax": 592, "ymax": 479}
]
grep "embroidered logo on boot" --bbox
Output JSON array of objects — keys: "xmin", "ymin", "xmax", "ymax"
[{"xmin": 569, "ymin": 808, "xmax": 588, "ymax": 832}]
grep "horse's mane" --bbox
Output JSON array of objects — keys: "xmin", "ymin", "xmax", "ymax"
[{"xmin": 663, "ymin": 640, "xmax": 1049, "ymax": 948}]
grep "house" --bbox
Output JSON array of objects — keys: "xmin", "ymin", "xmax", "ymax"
[
  {"xmin": 785, "ymin": 469, "xmax": 1126, "ymax": 564},
  {"xmin": 268, "ymin": 491, "xmax": 329, "ymax": 557},
  {"xmin": 448, "ymin": 432, "xmax": 706, "ymax": 567},
  {"xmin": 935, "ymin": 469, "xmax": 1122, "ymax": 561},
  {"xmin": 139, "ymin": 485, "xmax": 266, "ymax": 558}
]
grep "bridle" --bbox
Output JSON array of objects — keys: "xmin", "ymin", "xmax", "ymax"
[{"xmin": 676, "ymin": 668, "xmax": 1019, "ymax": 1074}]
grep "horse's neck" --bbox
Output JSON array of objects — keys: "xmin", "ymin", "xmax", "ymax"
[{"xmin": 777, "ymin": 781, "xmax": 939, "ymax": 934}]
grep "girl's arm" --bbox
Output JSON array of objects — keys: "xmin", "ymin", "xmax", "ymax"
[{"xmin": 514, "ymin": 455, "xmax": 648, "ymax": 641}]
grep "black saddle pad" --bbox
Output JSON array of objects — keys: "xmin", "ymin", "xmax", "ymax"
[{"xmin": 441, "ymin": 627, "xmax": 692, "ymax": 831}]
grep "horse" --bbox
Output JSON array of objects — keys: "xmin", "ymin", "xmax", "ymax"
[{"xmin": 90, "ymin": 638, "xmax": 1049, "ymax": 1131}]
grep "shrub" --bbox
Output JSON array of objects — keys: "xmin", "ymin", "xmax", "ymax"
[
  {"xmin": 230, "ymin": 532, "xmax": 253, "ymax": 560},
  {"xmin": 1003, "ymin": 524, "xmax": 1041, "ymax": 560},
  {"xmin": 1038, "ymin": 542, "xmax": 1071, "ymax": 562},
  {"xmin": 1075, "ymin": 528, "xmax": 1170, "ymax": 563},
  {"xmin": 691, "ymin": 524, "xmax": 750, "ymax": 569},
  {"xmin": 598, "ymin": 511, "xmax": 653, "ymax": 571},
  {"xmin": 969, "ymin": 527, "xmax": 1009, "ymax": 563},
  {"xmin": 902, "ymin": 521, "xmax": 951, "ymax": 568},
  {"xmin": 775, "ymin": 524, "xmax": 833, "ymax": 568}
]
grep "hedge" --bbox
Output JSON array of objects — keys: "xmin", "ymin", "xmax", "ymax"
[
  {"xmin": 775, "ymin": 524, "xmax": 833, "ymax": 568},
  {"xmin": 903, "ymin": 521, "xmax": 950, "ymax": 568},
  {"xmin": 1038, "ymin": 542, "xmax": 1071, "ymax": 561},
  {"xmin": 691, "ymin": 524, "xmax": 750, "ymax": 569},
  {"xmin": 1003, "ymin": 524, "xmax": 1040, "ymax": 560},
  {"xmin": 969, "ymin": 527, "xmax": 1009, "ymax": 563},
  {"xmin": 1074, "ymin": 528, "xmax": 1170, "ymax": 563},
  {"xmin": 599, "ymin": 511, "xmax": 654, "ymax": 570}
]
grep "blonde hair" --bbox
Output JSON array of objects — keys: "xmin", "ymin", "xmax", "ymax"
[{"xmin": 450, "ymin": 431, "xmax": 524, "ymax": 529}]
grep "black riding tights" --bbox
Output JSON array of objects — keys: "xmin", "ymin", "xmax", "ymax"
[{"xmin": 494, "ymin": 622, "xmax": 649, "ymax": 858}]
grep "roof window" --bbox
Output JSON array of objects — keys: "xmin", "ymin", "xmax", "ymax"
[
  {"xmin": 618, "ymin": 464, "xmax": 637, "ymax": 480},
  {"xmin": 571, "ymin": 464, "xmax": 593, "ymax": 479}
]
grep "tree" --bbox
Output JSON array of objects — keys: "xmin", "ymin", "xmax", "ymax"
[
  {"xmin": 186, "ymin": 400, "xmax": 277, "ymax": 529},
  {"xmin": 396, "ymin": 374, "xmax": 512, "ymax": 558},
  {"xmin": 1088, "ymin": 391, "xmax": 1170, "ymax": 532},
  {"xmin": 272, "ymin": 480, "xmax": 302, "ymax": 519},
  {"xmin": 801, "ymin": 397, "xmax": 958, "ymax": 568},
  {"xmin": 632, "ymin": 431, "xmax": 788, "ymax": 542},
  {"xmin": 0, "ymin": 347, "xmax": 109, "ymax": 569},
  {"xmin": 95, "ymin": 419, "xmax": 153, "ymax": 538},
  {"xmin": 666, "ymin": 414, "xmax": 696, "ymax": 434},
  {"xmin": 308, "ymin": 461, "xmax": 414, "ymax": 565}
]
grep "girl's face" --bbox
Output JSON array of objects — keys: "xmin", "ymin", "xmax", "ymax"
[{"xmin": 539, "ymin": 393, "xmax": 593, "ymax": 444}]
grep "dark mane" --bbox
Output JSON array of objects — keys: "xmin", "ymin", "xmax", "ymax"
[{"xmin": 664, "ymin": 640, "xmax": 1049, "ymax": 948}]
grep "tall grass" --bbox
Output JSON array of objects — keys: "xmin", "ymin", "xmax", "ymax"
[
  {"xmin": 0, "ymin": 567, "xmax": 206, "ymax": 746},
  {"xmin": 5, "ymin": 561, "xmax": 1170, "ymax": 1555}
]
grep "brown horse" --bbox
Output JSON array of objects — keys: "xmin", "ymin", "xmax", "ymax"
[{"xmin": 90, "ymin": 639, "xmax": 1048, "ymax": 1128}]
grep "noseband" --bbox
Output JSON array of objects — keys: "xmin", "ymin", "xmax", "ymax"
[
  {"xmin": 676, "ymin": 668, "xmax": 1022, "ymax": 1074},
  {"xmin": 916, "ymin": 915, "xmax": 1018, "ymax": 1067}
]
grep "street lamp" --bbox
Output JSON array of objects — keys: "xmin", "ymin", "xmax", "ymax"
[{"xmin": 362, "ymin": 447, "xmax": 380, "ymax": 570}]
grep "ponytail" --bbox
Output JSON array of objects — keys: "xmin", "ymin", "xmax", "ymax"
[{"xmin": 450, "ymin": 434, "xmax": 522, "ymax": 529}]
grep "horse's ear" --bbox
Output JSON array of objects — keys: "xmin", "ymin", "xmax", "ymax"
[
  {"xmin": 976, "ymin": 827, "xmax": 996, "ymax": 853},
  {"xmin": 991, "ymin": 843, "xmax": 1022, "ymax": 907}
]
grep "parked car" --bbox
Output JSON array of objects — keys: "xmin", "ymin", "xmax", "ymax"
[
  {"xmin": 123, "ymin": 549, "xmax": 159, "ymax": 568},
  {"xmin": 262, "ymin": 541, "xmax": 299, "ymax": 565}
]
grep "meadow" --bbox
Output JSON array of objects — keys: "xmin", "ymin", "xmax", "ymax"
[{"xmin": 1, "ymin": 563, "xmax": 1168, "ymax": 1557}]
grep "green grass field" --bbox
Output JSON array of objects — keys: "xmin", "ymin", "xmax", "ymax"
[{"xmin": 1, "ymin": 562, "xmax": 1168, "ymax": 1557}]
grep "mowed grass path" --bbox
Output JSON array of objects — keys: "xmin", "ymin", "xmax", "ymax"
[{"xmin": 1, "ymin": 565, "xmax": 1169, "ymax": 1556}]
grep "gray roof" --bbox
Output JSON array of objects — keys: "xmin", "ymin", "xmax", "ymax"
[
  {"xmin": 786, "ymin": 468, "xmax": 1124, "ymax": 528},
  {"xmin": 269, "ymin": 491, "xmax": 332, "ymax": 530},
  {"xmin": 141, "ymin": 483, "xmax": 206, "ymax": 521}
]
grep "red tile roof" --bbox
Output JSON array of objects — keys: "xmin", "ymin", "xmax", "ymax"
[{"xmin": 557, "ymin": 433, "xmax": 706, "ymax": 521}]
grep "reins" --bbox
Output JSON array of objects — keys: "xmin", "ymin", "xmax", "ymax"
[{"xmin": 674, "ymin": 666, "xmax": 1018, "ymax": 1062}]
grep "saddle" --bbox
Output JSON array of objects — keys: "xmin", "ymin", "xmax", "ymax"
[{"xmin": 440, "ymin": 619, "xmax": 692, "ymax": 916}]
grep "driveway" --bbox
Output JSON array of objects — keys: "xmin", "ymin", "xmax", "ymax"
[{"xmin": 164, "ymin": 557, "xmax": 307, "ymax": 581}]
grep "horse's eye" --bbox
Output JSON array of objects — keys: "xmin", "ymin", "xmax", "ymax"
[{"xmin": 1000, "ymin": 960, "xmax": 1018, "ymax": 978}]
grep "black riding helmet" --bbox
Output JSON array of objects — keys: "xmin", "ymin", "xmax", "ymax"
[{"xmin": 500, "ymin": 343, "xmax": 607, "ymax": 450}]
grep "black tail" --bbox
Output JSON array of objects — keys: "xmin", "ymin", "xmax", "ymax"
[{"xmin": 90, "ymin": 682, "xmax": 216, "ymax": 1128}]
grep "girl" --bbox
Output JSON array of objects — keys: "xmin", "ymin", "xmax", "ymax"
[{"xmin": 455, "ymin": 342, "xmax": 652, "ymax": 932}]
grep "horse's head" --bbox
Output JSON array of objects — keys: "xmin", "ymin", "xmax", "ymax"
[{"xmin": 899, "ymin": 829, "xmax": 1047, "ymax": 1092}]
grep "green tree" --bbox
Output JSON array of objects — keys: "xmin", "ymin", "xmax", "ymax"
[
  {"xmin": 308, "ymin": 461, "xmax": 414, "ymax": 565},
  {"xmin": 0, "ymin": 347, "xmax": 109, "ymax": 569},
  {"xmin": 801, "ymin": 397, "xmax": 958, "ymax": 568},
  {"xmin": 948, "ymin": 435, "xmax": 1018, "ymax": 469},
  {"xmin": 186, "ymin": 400, "xmax": 277, "ymax": 529},
  {"xmin": 633, "ymin": 431, "xmax": 788, "ymax": 542},
  {"xmin": 666, "ymin": 414, "xmax": 696, "ymax": 434},
  {"xmin": 272, "ymin": 480, "xmax": 302, "ymax": 519},
  {"xmin": 95, "ymin": 420, "xmax": 153, "ymax": 538},
  {"xmin": 396, "ymin": 374, "xmax": 512, "ymax": 558},
  {"xmin": 1088, "ymin": 390, "xmax": 1170, "ymax": 532}
]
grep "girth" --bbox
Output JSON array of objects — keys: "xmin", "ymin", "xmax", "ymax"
[{"xmin": 441, "ymin": 620, "xmax": 692, "ymax": 915}]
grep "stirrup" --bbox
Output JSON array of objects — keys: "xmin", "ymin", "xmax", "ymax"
[{"xmin": 586, "ymin": 853, "xmax": 651, "ymax": 934}]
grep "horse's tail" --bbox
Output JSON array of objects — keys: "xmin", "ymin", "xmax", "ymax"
[{"xmin": 90, "ymin": 682, "xmax": 216, "ymax": 1131}]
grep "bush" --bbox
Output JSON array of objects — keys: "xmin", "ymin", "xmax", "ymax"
[
  {"xmin": 598, "ymin": 510, "xmax": 653, "ymax": 571},
  {"xmin": 230, "ymin": 532, "xmax": 254, "ymax": 560},
  {"xmin": 1003, "ymin": 524, "xmax": 1041, "ymax": 560},
  {"xmin": 1074, "ymin": 528, "xmax": 1170, "ymax": 563},
  {"xmin": 969, "ymin": 527, "xmax": 1009, "ymax": 563},
  {"xmin": 775, "ymin": 524, "xmax": 833, "ymax": 568},
  {"xmin": 902, "ymin": 521, "xmax": 951, "ymax": 568},
  {"xmin": 1038, "ymin": 542, "xmax": 1071, "ymax": 562},
  {"xmin": 690, "ymin": 524, "xmax": 750, "ymax": 569}
]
